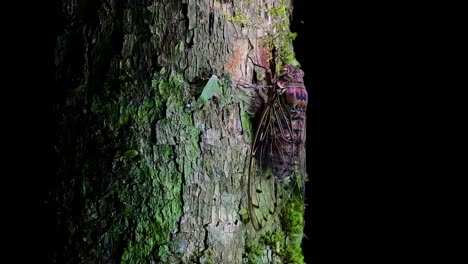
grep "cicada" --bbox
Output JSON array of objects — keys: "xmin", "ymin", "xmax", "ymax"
[{"xmin": 245, "ymin": 62, "xmax": 308, "ymax": 231}]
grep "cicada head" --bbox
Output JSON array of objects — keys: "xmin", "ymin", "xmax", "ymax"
[{"xmin": 278, "ymin": 64, "xmax": 305, "ymax": 84}]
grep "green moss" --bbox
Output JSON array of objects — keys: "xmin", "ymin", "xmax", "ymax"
[
  {"xmin": 93, "ymin": 71, "xmax": 201, "ymax": 263},
  {"xmin": 242, "ymin": 194, "xmax": 304, "ymax": 264},
  {"xmin": 225, "ymin": 13, "xmax": 251, "ymax": 26},
  {"xmin": 244, "ymin": 239, "xmax": 265, "ymax": 264},
  {"xmin": 280, "ymin": 194, "xmax": 305, "ymax": 264},
  {"xmin": 263, "ymin": 0, "xmax": 301, "ymax": 71},
  {"xmin": 91, "ymin": 82, "xmax": 159, "ymax": 131},
  {"xmin": 114, "ymin": 154, "xmax": 184, "ymax": 263},
  {"xmin": 244, "ymin": 230, "xmax": 289, "ymax": 263},
  {"xmin": 259, "ymin": 231, "xmax": 284, "ymax": 248}
]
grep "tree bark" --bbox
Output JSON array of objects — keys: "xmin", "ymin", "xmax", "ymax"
[{"xmin": 53, "ymin": 0, "xmax": 303, "ymax": 263}]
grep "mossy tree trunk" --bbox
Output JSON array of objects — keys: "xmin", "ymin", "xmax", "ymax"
[{"xmin": 53, "ymin": 0, "xmax": 303, "ymax": 263}]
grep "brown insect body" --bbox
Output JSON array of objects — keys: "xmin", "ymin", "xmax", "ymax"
[
  {"xmin": 276, "ymin": 65, "xmax": 307, "ymax": 179},
  {"xmin": 247, "ymin": 63, "xmax": 307, "ymax": 231},
  {"xmin": 255, "ymin": 64, "xmax": 307, "ymax": 181}
]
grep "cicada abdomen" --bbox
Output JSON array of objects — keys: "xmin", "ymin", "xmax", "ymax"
[{"xmin": 247, "ymin": 63, "xmax": 308, "ymax": 231}]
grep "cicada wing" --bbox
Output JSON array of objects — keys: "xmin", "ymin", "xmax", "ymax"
[
  {"xmin": 248, "ymin": 148, "xmax": 279, "ymax": 231},
  {"xmin": 248, "ymin": 104, "xmax": 275, "ymax": 231},
  {"xmin": 248, "ymin": 97, "xmax": 297, "ymax": 231},
  {"xmin": 273, "ymin": 99, "xmax": 304, "ymax": 209}
]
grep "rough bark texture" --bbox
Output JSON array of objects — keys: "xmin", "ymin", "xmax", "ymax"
[{"xmin": 53, "ymin": 0, "xmax": 303, "ymax": 263}]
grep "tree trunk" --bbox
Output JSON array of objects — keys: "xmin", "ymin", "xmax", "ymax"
[{"xmin": 53, "ymin": 0, "xmax": 304, "ymax": 263}]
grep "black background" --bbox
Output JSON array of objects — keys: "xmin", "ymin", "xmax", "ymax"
[
  {"xmin": 291, "ymin": 2, "xmax": 409, "ymax": 263},
  {"xmin": 288, "ymin": 1, "xmax": 456, "ymax": 262}
]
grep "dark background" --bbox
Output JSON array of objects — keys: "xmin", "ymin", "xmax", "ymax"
[
  {"xmin": 291, "ymin": 2, "xmax": 407, "ymax": 263},
  {"xmin": 288, "ymin": 1, "xmax": 454, "ymax": 262}
]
